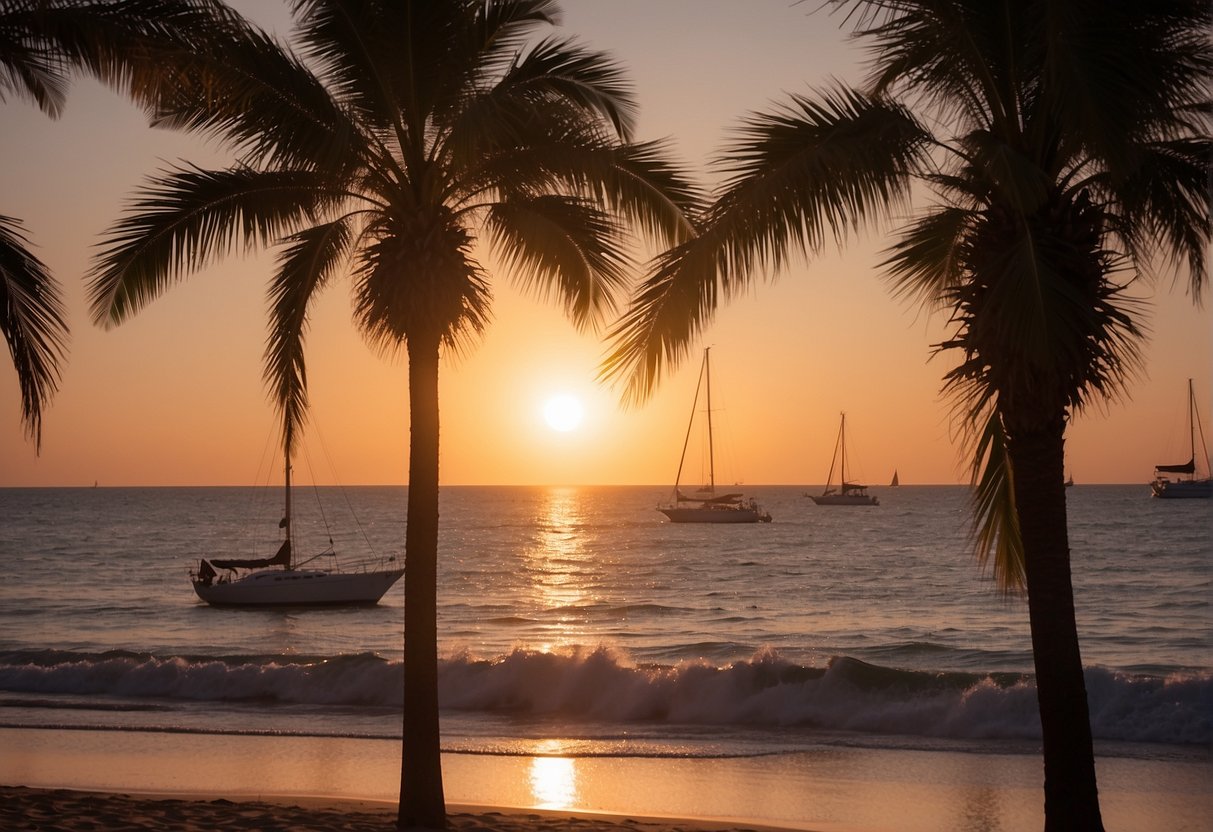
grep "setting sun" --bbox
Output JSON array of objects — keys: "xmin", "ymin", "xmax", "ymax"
[{"xmin": 543, "ymin": 394, "xmax": 584, "ymax": 432}]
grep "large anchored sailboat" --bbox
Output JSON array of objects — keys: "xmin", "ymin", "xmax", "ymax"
[
  {"xmin": 1151, "ymin": 378, "xmax": 1212, "ymax": 499},
  {"xmin": 191, "ymin": 420, "xmax": 404, "ymax": 605},
  {"xmin": 658, "ymin": 348, "xmax": 771, "ymax": 523}
]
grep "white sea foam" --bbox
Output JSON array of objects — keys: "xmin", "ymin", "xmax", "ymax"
[{"xmin": 1, "ymin": 647, "xmax": 1207, "ymax": 746}]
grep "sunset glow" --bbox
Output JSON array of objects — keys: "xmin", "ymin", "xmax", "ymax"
[{"xmin": 0, "ymin": 0, "xmax": 1208, "ymax": 488}]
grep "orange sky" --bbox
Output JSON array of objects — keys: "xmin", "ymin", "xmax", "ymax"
[{"xmin": 2, "ymin": 0, "xmax": 1209, "ymax": 487}]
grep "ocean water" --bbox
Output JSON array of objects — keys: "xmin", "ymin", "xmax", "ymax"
[{"xmin": 0, "ymin": 484, "xmax": 1209, "ymax": 803}]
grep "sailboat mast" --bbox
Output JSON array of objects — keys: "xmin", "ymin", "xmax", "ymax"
[
  {"xmin": 839, "ymin": 412, "xmax": 847, "ymax": 486},
  {"xmin": 1188, "ymin": 379, "xmax": 1196, "ymax": 467},
  {"xmin": 705, "ymin": 347, "xmax": 715, "ymax": 493},
  {"xmin": 283, "ymin": 417, "xmax": 293, "ymax": 565}
]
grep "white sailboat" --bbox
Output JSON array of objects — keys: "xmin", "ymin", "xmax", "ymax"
[
  {"xmin": 808, "ymin": 412, "xmax": 879, "ymax": 506},
  {"xmin": 191, "ymin": 420, "xmax": 404, "ymax": 605},
  {"xmin": 1151, "ymin": 378, "xmax": 1212, "ymax": 499},
  {"xmin": 658, "ymin": 348, "xmax": 771, "ymax": 523}
]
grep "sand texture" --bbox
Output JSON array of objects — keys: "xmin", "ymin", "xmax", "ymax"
[{"xmin": 0, "ymin": 786, "xmax": 784, "ymax": 832}]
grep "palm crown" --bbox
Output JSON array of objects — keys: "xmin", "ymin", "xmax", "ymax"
[{"xmin": 88, "ymin": 0, "xmax": 698, "ymax": 454}]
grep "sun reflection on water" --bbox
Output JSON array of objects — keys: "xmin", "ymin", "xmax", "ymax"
[
  {"xmin": 528, "ymin": 741, "xmax": 578, "ymax": 809},
  {"xmin": 524, "ymin": 488, "xmax": 601, "ymax": 651}
]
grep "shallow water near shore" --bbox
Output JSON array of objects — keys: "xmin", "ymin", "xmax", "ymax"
[{"xmin": 1, "ymin": 485, "xmax": 1209, "ymax": 829}]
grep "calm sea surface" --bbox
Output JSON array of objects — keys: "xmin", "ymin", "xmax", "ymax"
[{"xmin": 0, "ymin": 484, "xmax": 1209, "ymax": 764}]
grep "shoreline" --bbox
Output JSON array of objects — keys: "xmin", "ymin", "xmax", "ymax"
[
  {"xmin": 0, "ymin": 786, "xmax": 812, "ymax": 832},
  {"xmin": 3, "ymin": 726, "xmax": 1211, "ymax": 831}
]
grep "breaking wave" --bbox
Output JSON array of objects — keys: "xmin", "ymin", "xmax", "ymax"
[{"xmin": 1, "ymin": 647, "xmax": 1207, "ymax": 746}]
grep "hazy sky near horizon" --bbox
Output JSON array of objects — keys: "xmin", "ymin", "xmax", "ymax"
[{"xmin": 1, "ymin": 0, "xmax": 1209, "ymax": 488}]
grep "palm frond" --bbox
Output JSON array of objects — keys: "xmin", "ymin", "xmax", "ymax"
[
  {"xmin": 21, "ymin": 0, "xmax": 242, "ymax": 115},
  {"xmin": 0, "ymin": 0, "xmax": 71, "ymax": 116},
  {"xmin": 575, "ymin": 139, "xmax": 701, "ymax": 249},
  {"xmin": 88, "ymin": 165, "xmax": 338, "ymax": 327},
  {"xmin": 965, "ymin": 398, "xmax": 1025, "ymax": 593},
  {"xmin": 1040, "ymin": 0, "xmax": 1213, "ymax": 180},
  {"xmin": 290, "ymin": 0, "xmax": 414, "ymax": 140},
  {"xmin": 438, "ymin": 66, "xmax": 609, "ymax": 185},
  {"xmin": 602, "ymin": 86, "xmax": 928, "ymax": 402},
  {"xmin": 265, "ymin": 218, "xmax": 353, "ymax": 459},
  {"xmin": 882, "ymin": 204, "xmax": 974, "ymax": 308},
  {"xmin": 419, "ymin": 0, "xmax": 563, "ymax": 139},
  {"xmin": 1101, "ymin": 136, "xmax": 1211, "ymax": 300},
  {"xmin": 481, "ymin": 135, "xmax": 701, "ymax": 247},
  {"xmin": 470, "ymin": 0, "xmax": 560, "ymax": 75},
  {"xmin": 439, "ymin": 38, "xmax": 651, "ymax": 200},
  {"xmin": 599, "ymin": 227, "xmax": 724, "ymax": 404},
  {"xmin": 715, "ymin": 85, "xmax": 929, "ymax": 258},
  {"xmin": 0, "ymin": 213, "xmax": 67, "ymax": 450},
  {"xmin": 839, "ymin": 0, "xmax": 1023, "ymax": 137},
  {"xmin": 500, "ymin": 35, "xmax": 638, "ymax": 141},
  {"xmin": 487, "ymin": 194, "xmax": 629, "ymax": 331},
  {"xmin": 145, "ymin": 16, "xmax": 363, "ymax": 173}
]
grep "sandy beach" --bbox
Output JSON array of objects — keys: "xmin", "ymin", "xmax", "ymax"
[
  {"xmin": 0, "ymin": 786, "xmax": 792, "ymax": 832},
  {"xmin": 4, "ymin": 726, "xmax": 1211, "ymax": 832}
]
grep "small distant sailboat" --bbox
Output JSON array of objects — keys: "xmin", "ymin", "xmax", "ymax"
[
  {"xmin": 1151, "ymin": 378, "xmax": 1212, "ymax": 499},
  {"xmin": 1065, "ymin": 472, "xmax": 1074, "ymax": 487},
  {"xmin": 191, "ymin": 419, "xmax": 404, "ymax": 605},
  {"xmin": 808, "ymin": 412, "xmax": 878, "ymax": 506},
  {"xmin": 890, "ymin": 470, "xmax": 900, "ymax": 487},
  {"xmin": 658, "ymin": 348, "xmax": 771, "ymax": 523}
]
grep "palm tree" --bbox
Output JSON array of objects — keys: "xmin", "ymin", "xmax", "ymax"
[
  {"xmin": 85, "ymin": 1, "xmax": 697, "ymax": 827},
  {"xmin": 1, "ymin": 0, "xmax": 231, "ymax": 449},
  {"xmin": 604, "ymin": 2, "xmax": 1209, "ymax": 829}
]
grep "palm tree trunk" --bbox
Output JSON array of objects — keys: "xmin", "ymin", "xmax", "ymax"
[
  {"xmin": 1006, "ymin": 413, "xmax": 1104, "ymax": 832},
  {"xmin": 398, "ymin": 330, "xmax": 446, "ymax": 830}
]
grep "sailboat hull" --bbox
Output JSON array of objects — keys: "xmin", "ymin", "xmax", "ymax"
[
  {"xmin": 810, "ymin": 493, "xmax": 879, "ymax": 506},
  {"xmin": 193, "ymin": 567, "xmax": 404, "ymax": 606},
  {"xmin": 659, "ymin": 505, "xmax": 772, "ymax": 523},
  {"xmin": 1151, "ymin": 478, "xmax": 1213, "ymax": 499}
]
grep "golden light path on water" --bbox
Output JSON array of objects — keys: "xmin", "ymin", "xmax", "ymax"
[
  {"xmin": 525, "ymin": 487, "xmax": 595, "ymax": 652},
  {"xmin": 523, "ymin": 493, "xmax": 588, "ymax": 809},
  {"xmin": 529, "ymin": 741, "xmax": 579, "ymax": 809}
]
